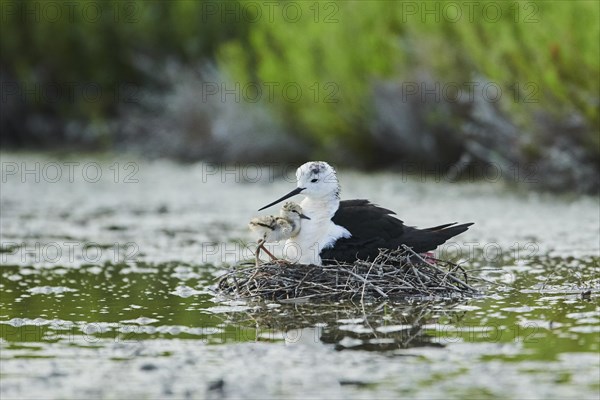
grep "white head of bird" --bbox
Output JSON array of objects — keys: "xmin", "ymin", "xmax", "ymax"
[
  {"xmin": 295, "ymin": 161, "xmax": 340, "ymax": 200},
  {"xmin": 258, "ymin": 162, "xmax": 340, "ymax": 212}
]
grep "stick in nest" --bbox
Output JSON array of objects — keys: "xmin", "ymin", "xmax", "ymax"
[{"xmin": 217, "ymin": 247, "xmax": 480, "ymax": 301}]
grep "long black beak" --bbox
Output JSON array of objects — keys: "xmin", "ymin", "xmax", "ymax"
[
  {"xmin": 299, "ymin": 213, "xmax": 311, "ymax": 220},
  {"xmin": 258, "ymin": 187, "xmax": 305, "ymax": 211}
]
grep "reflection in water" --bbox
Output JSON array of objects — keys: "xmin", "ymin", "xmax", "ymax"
[{"xmin": 214, "ymin": 300, "xmax": 469, "ymax": 351}]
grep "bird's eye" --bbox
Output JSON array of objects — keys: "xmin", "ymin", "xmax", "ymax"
[{"xmin": 311, "ymin": 178, "xmax": 318, "ymax": 183}]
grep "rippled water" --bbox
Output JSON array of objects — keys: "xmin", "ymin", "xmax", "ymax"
[{"xmin": 1, "ymin": 154, "xmax": 599, "ymax": 399}]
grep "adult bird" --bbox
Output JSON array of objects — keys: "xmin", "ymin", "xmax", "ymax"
[{"xmin": 258, "ymin": 161, "xmax": 473, "ymax": 265}]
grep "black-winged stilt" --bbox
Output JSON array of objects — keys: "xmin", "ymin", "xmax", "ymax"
[
  {"xmin": 249, "ymin": 201, "xmax": 310, "ymax": 264},
  {"xmin": 258, "ymin": 161, "xmax": 473, "ymax": 265}
]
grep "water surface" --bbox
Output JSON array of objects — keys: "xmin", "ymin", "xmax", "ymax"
[{"xmin": 1, "ymin": 154, "xmax": 598, "ymax": 399}]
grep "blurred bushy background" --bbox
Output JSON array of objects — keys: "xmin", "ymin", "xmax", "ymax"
[{"xmin": 1, "ymin": 0, "xmax": 598, "ymax": 192}]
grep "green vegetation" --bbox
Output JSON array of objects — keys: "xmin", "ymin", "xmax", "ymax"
[
  {"xmin": 218, "ymin": 1, "xmax": 599, "ymax": 155},
  {"xmin": 219, "ymin": 1, "xmax": 405, "ymax": 159},
  {"xmin": 1, "ymin": 0, "xmax": 598, "ymax": 187},
  {"xmin": 1, "ymin": 0, "xmax": 248, "ymax": 119}
]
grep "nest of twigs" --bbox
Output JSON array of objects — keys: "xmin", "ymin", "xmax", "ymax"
[{"xmin": 218, "ymin": 246, "xmax": 479, "ymax": 301}]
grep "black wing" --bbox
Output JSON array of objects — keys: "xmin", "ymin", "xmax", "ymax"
[{"xmin": 321, "ymin": 199, "xmax": 473, "ymax": 263}]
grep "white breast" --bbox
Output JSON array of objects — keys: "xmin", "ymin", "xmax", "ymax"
[{"xmin": 283, "ymin": 197, "xmax": 350, "ymax": 265}]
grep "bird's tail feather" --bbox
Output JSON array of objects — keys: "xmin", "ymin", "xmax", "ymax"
[{"xmin": 435, "ymin": 222, "xmax": 473, "ymax": 238}]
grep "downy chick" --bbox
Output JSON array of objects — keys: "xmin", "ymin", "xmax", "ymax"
[{"xmin": 248, "ymin": 202, "xmax": 310, "ymax": 264}]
